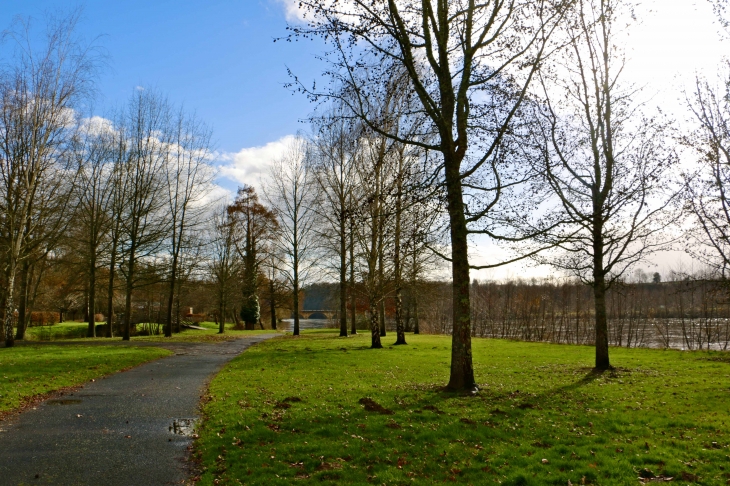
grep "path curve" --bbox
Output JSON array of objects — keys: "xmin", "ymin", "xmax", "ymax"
[{"xmin": 0, "ymin": 334, "xmax": 278, "ymax": 486}]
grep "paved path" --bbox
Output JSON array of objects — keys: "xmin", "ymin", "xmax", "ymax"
[{"xmin": 0, "ymin": 335, "xmax": 278, "ymax": 486}]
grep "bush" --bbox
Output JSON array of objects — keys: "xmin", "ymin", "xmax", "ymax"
[{"xmin": 29, "ymin": 312, "xmax": 60, "ymax": 327}]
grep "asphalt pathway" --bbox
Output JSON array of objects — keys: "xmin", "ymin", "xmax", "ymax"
[{"xmin": 0, "ymin": 334, "xmax": 278, "ymax": 486}]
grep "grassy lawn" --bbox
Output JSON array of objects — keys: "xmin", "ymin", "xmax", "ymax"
[
  {"xmin": 25, "ymin": 321, "xmax": 280, "ymax": 343},
  {"xmin": 0, "ymin": 344, "xmax": 171, "ymax": 414},
  {"xmin": 134, "ymin": 322, "xmax": 280, "ymax": 343},
  {"xmin": 25, "ymin": 322, "xmax": 90, "ymax": 341},
  {"xmin": 194, "ymin": 330, "xmax": 730, "ymax": 485}
]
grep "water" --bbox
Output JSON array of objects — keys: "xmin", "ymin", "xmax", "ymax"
[
  {"xmin": 279, "ymin": 319, "xmax": 331, "ymax": 332},
  {"xmin": 169, "ymin": 418, "xmax": 197, "ymax": 437}
]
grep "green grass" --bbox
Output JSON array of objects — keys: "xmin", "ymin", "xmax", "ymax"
[
  {"xmin": 25, "ymin": 322, "xmax": 89, "ymax": 341},
  {"xmin": 194, "ymin": 331, "xmax": 730, "ymax": 485},
  {"xmin": 24, "ymin": 321, "xmax": 280, "ymax": 343},
  {"xmin": 0, "ymin": 344, "xmax": 171, "ymax": 413}
]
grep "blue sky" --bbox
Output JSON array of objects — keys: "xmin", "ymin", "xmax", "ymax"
[{"xmin": 0, "ymin": 0, "xmax": 321, "ymax": 190}]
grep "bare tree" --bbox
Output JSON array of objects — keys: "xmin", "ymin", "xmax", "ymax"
[
  {"xmin": 117, "ymin": 89, "xmax": 170, "ymax": 340},
  {"xmin": 353, "ymin": 127, "xmax": 397, "ymax": 349},
  {"xmin": 310, "ymin": 110, "xmax": 360, "ymax": 337},
  {"xmin": 72, "ymin": 118, "xmax": 116, "ymax": 338},
  {"xmin": 265, "ymin": 136, "xmax": 318, "ymax": 336},
  {"xmin": 208, "ymin": 204, "xmax": 240, "ymax": 334},
  {"xmin": 289, "ymin": 0, "xmax": 567, "ymax": 390},
  {"xmin": 685, "ymin": 74, "xmax": 730, "ymax": 276},
  {"xmin": 532, "ymin": 0, "xmax": 677, "ymax": 369},
  {"xmin": 162, "ymin": 109, "xmax": 214, "ymax": 337},
  {"xmin": 104, "ymin": 127, "xmax": 128, "ymax": 338},
  {"xmin": 0, "ymin": 12, "xmax": 99, "ymax": 346}
]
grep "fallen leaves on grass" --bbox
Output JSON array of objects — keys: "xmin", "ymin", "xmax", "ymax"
[{"xmin": 637, "ymin": 468, "xmax": 676, "ymax": 482}]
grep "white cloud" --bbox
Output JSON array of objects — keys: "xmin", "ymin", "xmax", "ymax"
[
  {"xmin": 217, "ymin": 134, "xmax": 298, "ymax": 188},
  {"xmin": 273, "ymin": 0, "xmax": 308, "ymax": 22},
  {"xmin": 80, "ymin": 115, "xmax": 115, "ymax": 136}
]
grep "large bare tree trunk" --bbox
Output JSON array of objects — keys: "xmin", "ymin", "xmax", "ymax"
[
  {"xmin": 4, "ymin": 261, "xmax": 17, "ymax": 347},
  {"xmin": 369, "ymin": 298, "xmax": 382, "ymax": 349},
  {"xmin": 445, "ymin": 162, "xmax": 476, "ymax": 391},
  {"xmin": 593, "ymin": 230, "xmax": 610, "ymax": 369},
  {"xmin": 15, "ymin": 262, "xmax": 30, "ymax": 341},
  {"xmin": 292, "ymin": 264, "xmax": 300, "ymax": 336}
]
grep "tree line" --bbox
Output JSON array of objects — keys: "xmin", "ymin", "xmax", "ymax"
[
  {"xmin": 5, "ymin": 2, "xmax": 730, "ymax": 394},
  {"xmin": 0, "ymin": 12, "xmax": 215, "ymax": 345}
]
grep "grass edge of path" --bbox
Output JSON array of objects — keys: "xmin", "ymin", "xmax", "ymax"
[{"xmin": 0, "ymin": 344, "xmax": 173, "ymax": 419}]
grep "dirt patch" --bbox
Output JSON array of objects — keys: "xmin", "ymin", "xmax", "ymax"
[
  {"xmin": 358, "ymin": 397, "xmax": 394, "ymax": 415},
  {"xmin": 385, "ymin": 420, "xmax": 402, "ymax": 429}
]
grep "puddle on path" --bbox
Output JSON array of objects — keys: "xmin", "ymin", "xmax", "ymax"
[
  {"xmin": 169, "ymin": 418, "xmax": 197, "ymax": 436},
  {"xmin": 47, "ymin": 399, "xmax": 82, "ymax": 405}
]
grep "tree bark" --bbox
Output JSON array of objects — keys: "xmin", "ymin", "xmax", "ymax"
[
  {"xmin": 445, "ymin": 160, "xmax": 476, "ymax": 391},
  {"xmin": 369, "ymin": 298, "xmax": 382, "ymax": 348},
  {"xmin": 15, "ymin": 261, "xmax": 30, "ymax": 341},
  {"xmin": 293, "ymin": 280, "xmax": 300, "ymax": 336},
  {"xmin": 123, "ymin": 246, "xmax": 136, "ymax": 341},
  {"xmin": 593, "ymin": 233, "xmax": 610, "ymax": 369},
  {"xmin": 218, "ymin": 301, "xmax": 226, "ymax": 334},
  {"xmin": 165, "ymin": 249, "xmax": 178, "ymax": 337},
  {"xmin": 339, "ymin": 210, "xmax": 348, "ymax": 336},
  {"xmin": 4, "ymin": 261, "xmax": 17, "ymax": 347},
  {"xmin": 269, "ymin": 279, "xmax": 277, "ymax": 330}
]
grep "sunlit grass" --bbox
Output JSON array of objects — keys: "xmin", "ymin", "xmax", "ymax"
[
  {"xmin": 0, "ymin": 344, "xmax": 171, "ymax": 413},
  {"xmin": 194, "ymin": 331, "xmax": 730, "ymax": 485},
  {"xmin": 24, "ymin": 321, "xmax": 280, "ymax": 343}
]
